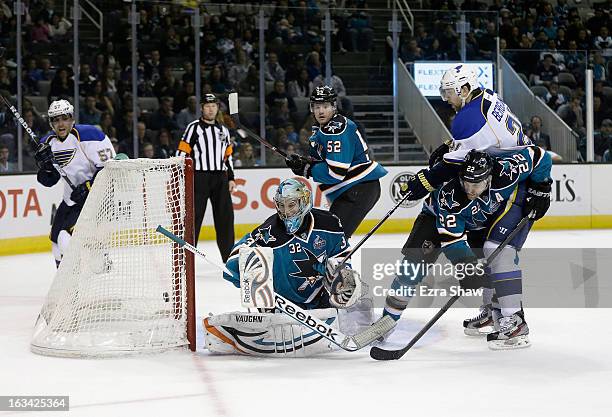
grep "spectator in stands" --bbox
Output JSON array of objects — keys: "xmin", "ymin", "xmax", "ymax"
[
  {"xmin": 91, "ymin": 80, "xmax": 114, "ymax": 116},
  {"xmin": 48, "ymin": 67, "xmax": 73, "ymax": 102},
  {"xmin": 0, "ymin": 66, "xmax": 15, "ymax": 94},
  {"xmin": 545, "ymin": 82, "xmax": 567, "ymax": 111},
  {"xmin": 576, "ymin": 29, "xmax": 591, "ymax": 51},
  {"xmin": 600, "ymin": 120, "xmax": 612, "ymax": 162},
  {"xmin": 401, "ymin": 39, "xmax": 423, "ymax": 62},
  {"xmin": 298, "ymin": 128, "xmax": 310, "ymax": 154},
  {"xmin": 533, "ymin": 54, "xmax": 559, "ymax": 88},
  {"xmin": 347, "ymin": 10, "xmax": 374, "ymax": 52},
  {"xmin": 594, "ymin": 96, "xmax": 612, "ymax": 130},
  {"xmin": 136, "ymin": 121, "xmax": 155, "ymax": 148},
  {"xmin": 148, "ymin": 96, "xmax": 178, "ymax": 131},
  {"xmin": 266, "ymin": 80, "xmax": 297, "ymax": 113},
  {"xmin": 182, "ymin": 61, "xmax": 195, "ymax": 84},
  {"xmin": 162, "ymin": 26, "xmax": 182, "ymax": 58},
  {"xmin": 30, "ymin": 16, "xmax": 50, "ymax": 43},
  {"xmin": 269, "ymin": 99, "xmax": 291, "ymax": 130},
  {"xmin": 425, "ymin": 38, "xmax": 448, "ymax": 61},
  {"xmin": 154, "ymin": 66, "xmax": 179, "ymax": 99},
  {"xmin": 101, "ymin": 66, "xmax": 119, "ymax": 99},
  {"xmin": 208, "ymin": 65, "xmax": 230, "ymax": 94},
  {"xmin": 23, "ymin": 58, "xmax": 42, "ymax": 94},
  {"xmin": 587, "ymin": 7, "xmax": 611, "ymax": 37},
  {"xmin": 593, "ymin": 25, "xmax": 612, "ymax": 51},
  {"xmin": 264, "ymin": 52, "xmax": 286, "ymax": 82},
  {"xmin": 78, "ymin": 63, "xmax": 96, "ymax": 96},
  {"xmin": 0, "ymin": 143, "xmax": 15, "ymax": 173},
  {"xmin": 48, "ymin": 14, "xmax": 72, "ymax": 40},
  {"xmin": 80, "ymin": 96, "xmax": 102, "ymax": 126},
  {"xmin": 173, "ymin": 78, "xmax": 193, "ymax": 112},
  {"xmin": 527, "ymin": 116, "xmax": 551, "ymax": 150},
  {"xmin": 477, "ymin": 22, "xmax": 497, "ymax": 59},
  {"xmin": 557, "ymin": 94, "xmax": 584, "ymax": 131},
  {"xmin": 287, "ymin": 68, "xmax": 312, "ymax": 98},
  {"xmin": 145, "ymin": 50, "xmax": 162, "ymax": 83},
  {"xmin": 234, "ymin": 142, "xmax": 257, "ymax": 168},
  {"xmin": 592, "ymin": 52, "xmax": 608, "ymax": 82},
  {"xmin": 228, "ymin": 49, "xmax": 251, "ymax": 89},
  {"xmin": 176, "ymin": 96, "xmax": 198, "ymax": 131},
  {"xmin": 141, "ymin": 142, "xmax": 155, "ymax": 159},
  {"xmin": 99, "ymin": 111, "xmax": 114, "ymax": 138},
  {"xmin": 306, "ymin": 51, "xmax": 322, "ymax": 81},
  {"xmin": 155, "ymin": 128, "xmax": 173, "ymax": 159},
  {"xmin": 38, "ymin": 57, "xmax": 53, "ymax": 81},
  {"xmin": 312, "ymin": 69, "xmax": 347, "ymax": 97},
  {"xmin": 238, "ymin": 64, "xmax": 259, "ymax": 97},
  {"xmin": 217, "ymin": 28, "xmax": 236, "ymax": 63}
]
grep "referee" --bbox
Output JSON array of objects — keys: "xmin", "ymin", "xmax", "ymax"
[{"xmin": 176, "ymin": 93, "xmax": 235, "ymax": 262}]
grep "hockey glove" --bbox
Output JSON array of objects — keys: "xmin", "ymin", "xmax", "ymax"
[
  {"xmin": 523, "ymin": 178, "xmax": 552, "ymax": 221},
  {"xmin": 70, "ymin": 180, "xmax": 92, "ymax": 206},
  {"xmin": 324, "ymin": 262, "xmax": 363, "ymax": 309},
  {"xmin": 285, "ymin": 154, "xmax": 312, "ymax": 178},
  {"xmin": 34, "ymin": 143, "xmax": 55, "ymax": 170},
  {"xmin": 429, "ymin": 139, "xmax": 452, "ymax": 168},
  {"xmin": 456, "ymin": 258, "xmax": 487, "ymax": 290},
  {"xmin": 399, "ymin": 169, "xmax": 435, "ymax": 200}
]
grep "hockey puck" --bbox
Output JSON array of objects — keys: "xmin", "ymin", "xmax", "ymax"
[{"xmin": 163, "ymin": 292, "xmax": 170, "ymax": 302}]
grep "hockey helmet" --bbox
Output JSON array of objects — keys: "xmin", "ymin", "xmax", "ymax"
[
  {"xmin": 309, "ymin": 86, "xmax": 337, "ymax": 112},
  {"xmin": 273, "ymin": 178, "xmax": 313, "ymax": 234},
  {"xmin": 460, "ymin": 150, "xmax": 493, "ymax": 199},
  {"xmin": 48, "ymin": 99, "xmax": 74, "ymax": 120},
  {"xmin": 202, "ymin": 93, "xmax": 219, "ymax": 104},
  {"xmin": 439, "ymin": 65, "xmax": 479, "ymax": 102}
]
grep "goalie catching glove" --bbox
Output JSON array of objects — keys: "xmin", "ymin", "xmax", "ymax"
[{"xmin": 318, "ymin": 258, "xmax": 364, "ymax": 309}]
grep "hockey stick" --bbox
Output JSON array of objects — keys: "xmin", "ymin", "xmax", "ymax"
[
  {"xmin": 275, "ymin": 293, "xmax": 396, "ymax": 352},
  {"xmin": 324, "ymin": 189, "xmax": 421, "ymax": 296},
  {"xmin": 0, "ymin": 98, "xmax": 76, "ymax": 190},
  {"xmin": 156, "ymin": 225, "xmax": 233, "ymax": 276},
  {"xmin": 227, "ymin": 92, "xmax": 315, "ymax": 162},
  {"xmin": 370, "ymin": 215, "xmax": 531, "ymax": 361}
]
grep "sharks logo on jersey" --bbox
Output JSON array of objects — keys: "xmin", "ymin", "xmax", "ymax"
[
  {"xmin": 499, "ymin": 159, "xmax": 519, "ymax": 181},
  {"xmin": 321, "ymin": 119, "xmax": 346, "ymax": 135},
  {"xmin": 440, "ymin": 188, "xmax": 461, "ymax": 210},
  {"xmin": 254, "ymin": 225, "xmax": 276, "ymax": 244},
  {"xmin": 291, "ymin": 248, "xmax": 327, "ymax": 291}
]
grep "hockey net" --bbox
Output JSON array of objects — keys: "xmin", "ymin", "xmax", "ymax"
[{"xmin": 31, "ymin": 157, "xmax": 195, "ymax": 358}]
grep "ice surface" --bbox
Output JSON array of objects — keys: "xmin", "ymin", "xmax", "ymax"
[{"xmin": 1, "ymin": 230, "xmax": 611, "ymax": 416}]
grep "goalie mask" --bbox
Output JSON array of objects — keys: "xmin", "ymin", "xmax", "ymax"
[{"xmin": 274, "ymin": 179, "xmax": 312, "ymax": 234}]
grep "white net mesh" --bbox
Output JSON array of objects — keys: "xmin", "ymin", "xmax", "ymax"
[{"xmin": 31, "ymin": 157, "xmax": 191, "ymax": 358}]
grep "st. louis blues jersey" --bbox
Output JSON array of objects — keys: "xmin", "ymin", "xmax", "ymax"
[
  {"xmin": 425, "ymin": 146, "xmax": 551, "ymax": 259},
  {"xmin": 40, "ymin": 124, "xmax": 115, "ymax": 205},
  {"xmin": 224, "ymin": 209, "xmax": 350, "ymax": 309},
  {"xmin": 309, "ymin": 114, "xmax": 387, "ymax": 203},
  {"xmin": 444, "ymin": 89, "xmax": 532, "ymax": 164}
]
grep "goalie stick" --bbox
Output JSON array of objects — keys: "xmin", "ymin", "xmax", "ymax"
[
  {"xmin": 370, "ymin": 216, "xmax": 531, "ymax": 361},
  {"xmin": 156, "ymin": 225, "xmax": 233, "ymax": 276},
  {"xmin": 156, "ymin": 224, "xmax": 396, "ymax": 351},
  {"xmin": 0, "ymin": 47, "xmax": 75, "ymax": 189}
]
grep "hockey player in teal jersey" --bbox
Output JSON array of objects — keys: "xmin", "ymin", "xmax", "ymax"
[
  {"xmin": 223, "ymin": 178, "xmax": 358, "ymax": 310},
  {"xmin": 285, "ymin": 86, "xmax": 387, "ymax": 238},
  {"xmin": 382, "ymin": 147, "xmax": 552, "ymax": 349}
]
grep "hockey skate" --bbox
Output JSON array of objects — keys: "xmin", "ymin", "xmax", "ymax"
[
  {"xmin": 487, "ymin": 310, "xmax": 530, "ymax": 350},
  {"xmin": 463, "ymin": 304, "xmax": 500, "ymax": 336}
]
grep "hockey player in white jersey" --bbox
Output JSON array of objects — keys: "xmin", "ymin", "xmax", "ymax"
[
  {"xmin": 35, "ymin": 100, "xmax": 115, "ymax": 266},
  {"xmin": 402, "ymin": 64, "xmax": 534, "ymax": 199}
]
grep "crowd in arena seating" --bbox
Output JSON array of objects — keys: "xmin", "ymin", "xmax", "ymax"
[
  {"xmin": 400, "ymin": 0, "xmax": 611, "ymax": 161},
  {"xmin": 0, "ymin": 0, "xmax": 381, "ymax": 171},
  {"xmin": 0, "ymin": 0, "xmax": 611, "ymax": 171}
]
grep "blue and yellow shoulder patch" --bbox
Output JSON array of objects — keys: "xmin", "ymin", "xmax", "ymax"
[{"xmin": 73, "ymin": 124, "xmax": 106, "ymax": 142}]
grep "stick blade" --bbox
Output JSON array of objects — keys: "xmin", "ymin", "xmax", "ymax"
[
  {"xmin": 369, "ymin": 345, "xmax": 406, "ymax": 361},
  {"xmin": 228, "ymin": 92, "xmax": 239, "ymax": 115}
]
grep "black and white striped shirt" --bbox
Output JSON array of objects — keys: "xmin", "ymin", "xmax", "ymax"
[{"xmin": 176, "ymin": 119, "xmax": 234, "ymax": 178}]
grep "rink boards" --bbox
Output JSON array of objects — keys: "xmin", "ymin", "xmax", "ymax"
[{"xmin": 1, "ymin": 163, "xmax": 611, "ymax": 255}]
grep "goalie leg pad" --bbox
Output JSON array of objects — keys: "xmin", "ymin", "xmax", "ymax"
[{"xmin": 204, "ymin": 309, "xmax": 339, "ymax": 357}]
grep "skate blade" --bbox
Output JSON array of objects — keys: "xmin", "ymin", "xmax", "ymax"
[
  {"xmin": 488, "ymin": 335, "xmax": 530, "ymax": 350},
  {"xmin": 464, "ymin": 326, "xmax": 493, "ymax": 337}
]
